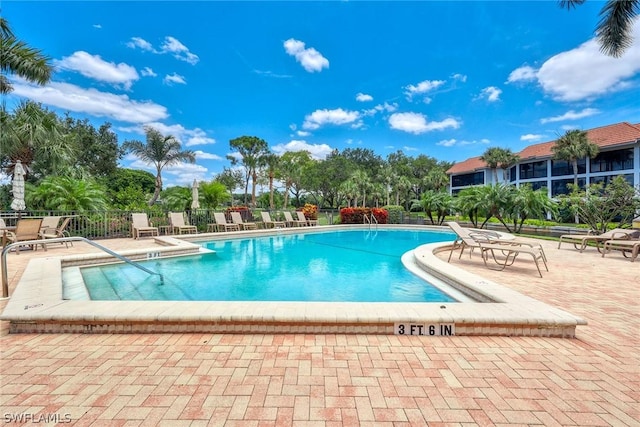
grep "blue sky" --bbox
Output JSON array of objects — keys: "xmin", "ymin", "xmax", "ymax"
[{"xmin": 4, "ymin": 1, "xmax": 640, "ymax": 187}]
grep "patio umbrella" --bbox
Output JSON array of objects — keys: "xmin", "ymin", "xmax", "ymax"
[
  {"xmin": 10, "ymin": 160, "xmax": 26, "ymax": 214},
  {"xmin": 191, "ymin": 179, "xmax": 200, "ymax": 209}
]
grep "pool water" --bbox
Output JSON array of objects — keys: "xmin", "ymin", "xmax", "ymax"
[{"xmin": 79, "ymin": 229, "xmax": 457, "ymax": 302}]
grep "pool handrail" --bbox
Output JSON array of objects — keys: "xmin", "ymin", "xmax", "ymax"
[{"xmin": 1, "ymin": 236, "xmax": 164, "ymax": 298}]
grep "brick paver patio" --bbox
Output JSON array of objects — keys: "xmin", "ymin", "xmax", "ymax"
[{"xmin": 1, "ymin": 235, "xmax": 638, "ymax": 425}]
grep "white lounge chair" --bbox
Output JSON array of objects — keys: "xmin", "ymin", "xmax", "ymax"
[
  {"xmin": 446, "ymin": 221, "xmax": 548, "ymax": 277},
  {"xmin": 297, "ymin": 211, "xmax": 318, "ymax": 226},
  {"xmin": 260, "ymin": 211, "xmax": 285, "ymax": 229},
  {"xmin": 230, "ymin": 211, "xmax": 257, "ymax": 230},
  {"xmin": 283, "ymin": 211, "xmax": 307, "ymax": 227},
  {"xmin": 209, "ymin": 212, "xmax": 240, "ymax": 232},
  {"xmin": 131, "ymin": 213, "xmax": 159, "ymax": 239},
  {"xmin": 169, "ymin": 212, "xmax": 197, "ymax": 234},
  {"xmin": 558, "ymin": 228, "xmax": 639, "ymax": 253}
]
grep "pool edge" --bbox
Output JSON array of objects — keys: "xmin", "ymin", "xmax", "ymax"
[{"xmin": 0, "ymin": 226, "xmax": 586, "ymax": 337}]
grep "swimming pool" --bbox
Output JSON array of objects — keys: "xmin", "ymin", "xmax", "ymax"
[{"xmin": 78, "ymin": 229, "xmax": 458, "ymax": 302}]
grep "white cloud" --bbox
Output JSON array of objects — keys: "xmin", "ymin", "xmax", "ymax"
[
  {"xmin": 55, "ymin": 51, "xmax": 139, "ymax": 89},
  {"xmin": 356, "ymin": 93, "xmax": 373, "ymax": 102},
  {"xmin": 507, "ymin": 65, "xmax": 538, "ymax": 83},
  {"xmin": 93, "ymin": 24, "xmax": 102, "ymax": 29},
  {"xmin": 540, "ymin": 108, "xmax": 600, "ymax": 124},
  {"xmin": 388, "ymin": 112, "xmax": 461, "ymax": 134},
  {"xmin": 163, "ymin": 73, "xmax": 186, "ymax": 85},
  {"xmin": 297, "ymin": 130, "xmax": 311, "ymax": 137},
  {"xmin": 436, "ymin": 139, "xmax": 457, "ymax": 147},
  {"xmin": 478, "ymin": 86, "xmax": 502, "ymax": 102},
  {"xmin": 127, "ymin": 36, "xmax": 199, "ymax": 65},
  {"xmin": 141, "ymin": 67, "xmax": 157, "ymax": 77},
  {"xmin": 12, "ymin": 79, "xmax": 168, "ymax": 123},
  {"xmin": 302, "ymin": 108, "xmax": 360, "ymax": 130},
  {"xmin": 436, "ymin": 138, "xmax": 489, "ymax": 147},
  {"xmin": 120, "ymin": 122, "xmax": 215, "ymax": 147},
  {"xmin": 284, "ymin": 38, "xmax": 329, "ymax": 72},
  {"xmin": 272, "ymin": 140, "xmax": 333, "ymax": 160},
  {"xmin": 193, "ymin": 150, "xmax": 223, "ymax": 160},
  {"xmin": 451, "ymin": 73, "xmax": 467, "ymax": 82},
  {"xmin": 404, "ymin": 79, "xmax": 445, "ymax": 100},
  {"xmin": 363, "ymin": 102, "xmax": 398, "ymax": 116},
  {"xmin": 126, "ymin": 37, "xmax": 155, "ymax": 52},
  {"xmin": 160, "ymin": 36, "xmax": 199, "ymax": 65},
  {"xmin": 509, "ymin": 20, "xmax": 640, "ymax": 101},
  {"xmin": 520, "ymin": 133, "xmax": 544, "ymax": 142},
  {"xmin": 126, "ymin": 159, "xmax": 209, "ymax": 187}
]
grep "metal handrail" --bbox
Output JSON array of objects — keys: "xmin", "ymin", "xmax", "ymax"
[{"xmin": 2, "ymin": 236, "xmax": 164, "ymax": 298}]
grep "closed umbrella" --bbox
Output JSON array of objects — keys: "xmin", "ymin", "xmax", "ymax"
[
  {"xmin": 10, "ymin": 160, "xmax": 26, "ymax": 213},
  {"xmin": 191, "ymin": 179, "xmax": 200, "ymax": 209}
]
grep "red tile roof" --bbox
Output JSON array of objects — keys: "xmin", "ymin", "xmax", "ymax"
[{"xmin": 447, "ymin": 122, "xmax": 640, "ymax": 175}]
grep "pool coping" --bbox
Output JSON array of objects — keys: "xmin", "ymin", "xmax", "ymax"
[{"xmin": 0, "ymin": 225, "xmax": 586, "ymax": 337}]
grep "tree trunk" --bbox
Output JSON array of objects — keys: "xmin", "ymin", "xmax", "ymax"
[{"xmin": 572, "ymin": 159, "xmax": 579, "ymax": 223}]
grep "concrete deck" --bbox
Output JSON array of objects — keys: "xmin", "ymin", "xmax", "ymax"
[{"xmin": 1, "ymin": 229, "xmax": 638, "ymax": 425}]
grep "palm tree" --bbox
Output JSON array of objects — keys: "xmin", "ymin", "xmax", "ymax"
[
  {"xmin": 0, "ymin": 17, "xmax": 53, "ymax": 94},
  {"xmin": 551, "ymin": 129, "xmax": 599, "ymax": 188},
  {"xmin": 480, "ymin": 147, "xmax": 520, "ymax": 183},
  {"xmin": 123, "ymin": 126, "xmax": 196, "ymax": 206},
  {"xmin": 27, "ymin": 176, "xmax": 108, "ymax": 211},
  {"xmin": 226, "ymin": 136, "xmax": 270, "ymax": 207},
  {"xmin": 262, "ymin": 153, "xmax": 280, "ymax": 210},
  {"xmin": 0, "ymin": 101, "xmax": 72, "ymax": 179},
  {"xmin": 559, "ymin": 0, "xmax": 639, "ymax": 57}
]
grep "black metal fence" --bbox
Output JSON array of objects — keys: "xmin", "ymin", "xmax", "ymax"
[{"xmin": 0, "ymin": 209, "xmax": 430, "ymax": 240}]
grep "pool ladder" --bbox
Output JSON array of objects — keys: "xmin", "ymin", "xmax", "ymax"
[
  {"xmin": 364, "ymin": 213, "xmax": 378, "ymax": 230},
  {"xmin": 1, "ymin": 236, "xmax": 164, "ymax": 298}
]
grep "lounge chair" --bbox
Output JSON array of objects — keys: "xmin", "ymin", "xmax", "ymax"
[
  {"xmin": 168, "ymin": 212, "xmax": 197, "ymax": 234},
  {"xmin": 208, "ymin": 212, "xmax": 240, "ymax": 232},
  {"xmin": 446, "ymin": 221, "xmax": 548, "ymax": 277},
  {"xmin": 5, "ymin": 218, "xmax": 47, "ymax": 254},
  {"xmin": 297, "ymin": 211, "xmax": 318, "ymax": 226},
  {"xmin": 260, "ymin": 211, "xmax": 285, "ymax": 229},
  {"xmin": 131, "ymin": 213, "xmax": 159, "ymax": 239},
  {"xmin": 230, "ymin": 211, "xmax": 257, "ymax": 230},
  {"xmin": 39, "ymin": 216, "xmax": 61, "ymax": 235},
  {"xmin": 558, "ymin": 228, "xmax": 639, "ymax": 253},
  {"xmin": 283, "ymin": 211, "xmax": 307, "ymax": 227},
  {"xmin": 40, "ymin": 217, "xmax": 73, "ymax": 248},
  {"xmin": 601, "ymin": 239, "xmax": 640, "ymax": 262}
]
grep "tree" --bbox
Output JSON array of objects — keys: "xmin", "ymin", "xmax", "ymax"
[
  {"xmin": 123, "ymin": 126, "xmax": 196, "ymax": 206},
  {"xmin": 277, "ymin": 151, "xmax": 312, "ymax": 208},
  {"xmin": 261, "ymin": 153, "xmax": 280, "ymax": 209},
  {"xmin": 216, "ymin": 167, "xmax": 244, "ymax": 205},
  {"xmin": 563, "ymin": 176, "xmax": 640, "ymax": 233},
  {"xmin": 63, "ymin": 117, "xmax": 123, "ymax": 178},
  {"xmin": 0, "ymin": 17, "xmax": 52, "ymax": 94},
  {"xmin": 161, "ymin": 186, "xmax": 192, "ymax": 212},
  {"xmin": 552, "ymin": 129, "xmax": 599, "ymax": 188},
  {"xmin": 420, "ymin": 190, "xmax": 453, "ymax": 225},
  {"xmin": 559, "ymin": 0, "xmax": 639, "ymax": 57},
  {"xmin": 27, "ymin": 176, "xmax": 108, "ymax": 211},
  {"xmin": 227, "ymin": 136, "xmax": 270, "ymax": 207},
  {"xmin": 480, "ymin": 147, "xmax": 520, "ymax": 183},
  {"xmin": 199, "ymin": 181, "xmax": 230, "ymax": 209},
  {"xmin": 0, "ymin": 101, "xmax": 72, "ymax": 180}
]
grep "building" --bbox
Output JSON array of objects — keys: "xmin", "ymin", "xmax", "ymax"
[{"xmin": 447, "ymin": 122, "xmax": 640, "ymax": 197}]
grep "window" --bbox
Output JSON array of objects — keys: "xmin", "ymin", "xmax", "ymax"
[
  {"xmin": 519, "ymin": 161, "xmax": 547, "ymax": 179},
  {"xmin": 551, "ymin": 178, "xmax": 586, "ymax": 196},
  {"xmin": 451, "ymin": 171, "xmax": 484, "ymax": 187},
  {"xmin": 551, "ymin": 158, "xmax": 586, "ymax": 177},
  {"xmin": 509, "ymin": 166, "xmax": 517, "ymax": 182},
  {"xmin": 522, "ymin": 181, "xmax": 548, "ymax": 191},
  {"xmin": 590, "ymin": 148, "xmax": 634, "ymax": 173},
  {"xmin": 590, "ymin": 174, "xmax": 634, "ymax": 186}
]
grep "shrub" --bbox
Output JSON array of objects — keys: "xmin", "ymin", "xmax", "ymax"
[
  {"xmin": 382, "ymin": 205, "xmax": 404, "ymax": 224},
  {"xmin": 340, "ymin": 207, "xmax": 388, "ymax": 224},
  {"xmin": 300, "ymin": 203, "xmax": 318, "ymax": 220}
]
